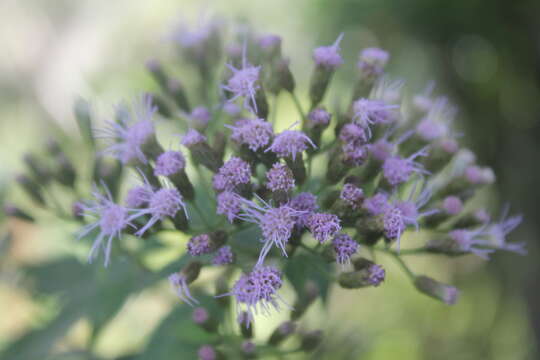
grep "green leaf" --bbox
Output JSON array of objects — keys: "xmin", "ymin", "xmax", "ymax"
[{"xmin": 284, "ymin": 252, "xmax": 332, "ymax": 303}]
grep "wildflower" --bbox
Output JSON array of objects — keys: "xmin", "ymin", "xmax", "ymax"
[
  {"xmin": 382, "ymin": 206, "xmax": 406, "ymax": 248},
  {"xmin": 486, "ymin": 209, "xmax": 525, "ymax": 255},
  {"xmin": 310, "ymin": 34, "xmax": 344, "ymax": 106},
  {"xmin": 340, "ymin": 183, "xmax": 364, "ymax": 209},
  {"xmin": 332, "ymin": 233, "xmax": 359, "ymax": 266},
  {"xmin": 340, "ymin": 258, "xmax": 386, "ymax": 288},
  {"xmin": 266, "ymin": 163, "xmax": 295, "ymax": 192},
  {"xmin": 363, "ymin": 192, "xmax": 390, "ymax": 216},
  {"xmin": 313, "ymin": 33, "xmax": 344, "ymax": 68},
  {"xmin": 197, "ymin": 345, "xmax": 216, "ymax": 360},
  {"xmin": 442, "ymin": 196, "xmax": 463, "ymax": 215},
  {"xmin": 97, "ymin": 94, "xmax": 158, "ymax": 165},
  {"xmin": 307, "ymin": 107, "xmax": 332, "ymax": 128},
  {"xmin": 227, "ymin": 118, "xmax": 274, "ymax": 152},
  {"xmin": 169, "ymin": 261, "xmax": 201, "ymax": 306},
  {"xmin": 307, "ymin": 213, "xmax": 341, "ymax": 243},
  {"xmin": 181, "ymin": 129, "xmax": 223, "ymax": 172},
  {"xmin": 339, "ymin": 123, "xmax": 369, "ymax": 146},
  {"xmin": 212, "ymin": 157, "xmax": 251, "ymax": 192},
  {"xmin": 216, "ymin": 191, "xmax": 242, "ymax": 223},
  {"xmin": 154, "ymin": 150, "xmax": 186, "ymax": 176},
  {"xmin": 189, "ymin": 106, "xmax": 211, "ymax": 131},
  {"xmin": 125, "ymin": 185, "xmax": 152, "ymax": 208},
  {"xmin": 447, "ymin": 227, "xmax": 495, "ymax": 259},
  {"xmin": 212, "ymin": 245, "xmax": 235, "ymax": 265},
  {"xmin": 342, "ymin": 142, "xmax": 369, "ymax": 166},
  {"xmin": 394, "ymin": 185, "xmax": 438, "ymax": 230},
  {"xmin": 78, "ymin": 186, "xmax": 135, "ymax": 267},
  {"xmin": 352, "ymin": 98, "xmax": 399, "ymax": 137},
  {"xmin": 181, "ymin": 128, "xmax": 207, "ymax": 147},
  {"xmin": 357, "ymin": 47, "xmax": 389, "ymax": 78},
  {"xmin": 414, "ymin": 275, "xmax": 459, "ymax": 305},
  {"xmin": 267, "ymin": 129, "xmax": 316, "ymax": 160},
  {"xmin": 382, "ymin": 147, "xmax": 429, "ymax": 186},
  {"xmin": 288, "ymin": 192, "xmax": 319, "ymax": 227},
  {"xmin": 187, "ymin": 234, "xmax": 213, "ymax": 256},
  {"xmin": 415, "ymin": 98, "xmax": 456, "ymax": 142}
]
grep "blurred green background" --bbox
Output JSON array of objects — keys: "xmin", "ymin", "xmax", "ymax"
[{"xmin": 1, "ymin": 0, "xmax": 539, "ymax": 359}]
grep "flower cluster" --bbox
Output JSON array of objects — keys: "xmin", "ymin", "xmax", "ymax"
[{"xmin": 9, "ymin": 19, "xmax": 525, "ymax": 359}]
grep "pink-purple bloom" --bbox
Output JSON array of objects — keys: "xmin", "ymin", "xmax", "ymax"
[
  {"xmin": 169, "ymin": 272, "xmax": 198, "ymax": 306},
  {"xmin": 307, "ymin": 213, "xmax": 341, "ymax": 243},
  {"xmin": 382, "ymin": 147, "xmax": 429, "ymax": 186},
  {"xmin": 187, "ymin": 234, "xmax": 213, "ymax": 256},
  {"xmin": 222, "ymin": 46, "xmax": 262, "ymax": 113},
  {"xmin": 216, "ymin": 191, "xmax": 242, "ymax": 223},
  {"xmin": 267, "ymin": 129, "xmax": 316, "ymax": 160},
  {"xmin": 181, "ymin": 129, "xmax": 207, "ymax": 147},
  {"xmin": 212, "ymin": 245, "xmax": 235, "ymax": 265},
  {"xmin": 266, "ymin": 163, "xmax": 295, "ymax": 192},
  {"xmin": 339, "ymin": 123, "xmax": 368, "ymax": 146},
  {"xmin": 125, "ymin": 185, "xmax": 152, "ymax": 208},
  {"xmin": 288, "ymin": 192, "xmax": 319, "ymax": 227},
  {"xmin": 357, "ymin": 47, "xmax": 389, "ymax": 77},
  {"xmin": 308, "ymin": 108, "xmax": 331, "ymax": 127},
  {"xmin": 442, "ymin": 196, "xmax": 463, "ymax": 215},
  {"xmin": 340, "ymin": 183, "xmax": 364, "ymax": 209},
  {"xmin": 352, "ymin": 98, "xmax": 399, "ymax": 137},
  {"xmin": 332, "ymin": 233, "xmax": 359, "ymax": 266},
  {"xmin": 313, "ymin": 33, "xmax": 344, "ymax": 69},
  {"xmin": 154, "ymin": 150, "xmax": 186, "ymax": 176},
  {"xmin": 363, "ymin": 193, "xmax": 390, "ymax": 216},
  {"xmin": 213, "ymin": 157, "xmax": 251, "ymax": 192},
  {"xmin": 227, "ymin": 118, "xmax": 274, "ymax": 152},
  {"xmin": 395, "ymin": 185, "xmax": 438, "ymax": 230}
]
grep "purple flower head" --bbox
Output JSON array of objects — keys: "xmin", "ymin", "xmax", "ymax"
[
  {"xmin": 227, "ymin": 118, "xmax": 274, "ymax": 152},
  {"xmin": 307, "ymin": 213, "xmax": 341, "ymax": 243},
  {"xmin": 357, "ymin": 47, "xmax": 389, "ymax": 76},
  {"xmin": 216, "ymin": 191, "xmax": 242, "ymax": 223},
  {"xmin": 238, "ymin": 196, "xmax": 303, "ymax": 265},
  {"xmin": 197, "ymin": 345, "xmax": 216, "ymax": 360},
  {"xmin": 125, "ymin": 185, "xmax": 152, "ymax": 208},
  {"xmin": 474, "ymin": 208, "xmax": 491, "ymax": 224},
  {"xmin": 332, "ymin": 233, "xmax": 359, "ymax": 266},
  {"xmin": 395, "ymin": 184, "xmax": 438, "ymax": 230},
  {"xmin": 448, "ymin": 227, "xmax": 494, "ymax": 259},
  {"xmin": 187, "ymin": 234, "xmax": 212, "ymax": 256},
  {"xmin": 412, "ymin": 82, "xmax": 436, "ymax": 113},
  {"xmin": 363, "ymin": 193, "xmax": 390, "ymax": 216},
  {"xmin": 154, "ymin": 150, "xmax": 186, "ymax": 176},
  {"xmin": 487, "ymin": 208, "xmax": 525, "ymax": 255},
  {"xmin": 339, "ymin": 123, "xmax": 368, "ymax": 146},
  {"xmin": 313, "ymin": 33, "xmax": 344, "ymax": 69},
  {"xmin": 222, "ymin": 44, "xmax": 261, "ymax": 113},
  {"xmin": 266, "ymin": 163, "xmax": 295, "ymax": 192},
  {"xmin": 78, "ymin": 185, "xmax": 135, "ymax": 267},
  {"xmin": 342, "ymin": 142, "xmax": 369, "ymax": 166},
  {"xmin": 416, "ymin": 98, "xmax": 456, "ymax": 141},
  {"xmin": 340, "ymin": 183, "xmax": 364, "ymax": 209},
  {"xmin": 181, "ymin": 129, "xmax": 207, "ymax": 148},
  {"xmin": 267, "ymin": 129, "xmax": 316, "ymax": 160},
  {"xmin": 308, "ymin": 108, "xmax": 332, "ymax": 127},
  {"xmin": 223, "ymin": 102, "xmax": 241, "ymax": 116},
  {"xmin": 367, "ymin": 264, "xmax": 386, "ymax": 286},
  {"xmin": 132, "ymin": 187, "xmax": 188, "ymax": 236},
  {"xmin": 369, "ymin": 129, "xmax": 413, "ymax": 162},
  {"xmin": 443, "ymin": 196, "xmax": 463, "ymax": 215},
  {"xmin": 440, "ymin": 138, "xmax": 459, "ymax": 154},
  {"xmin": 189, "ymin": 106, "xmax": 211, "ymax": 129},
  {"xmin": 382, "ymin": 206, "xmax": 406, "ymax": 249},
  {"xmin": 97, "ymin": 94, "xmax": 157, "ymax": 164},
  {"xmin": 352, "ymin": 98, "xmax": 399, "ymax": 137},
  {"xmin": 288, "ymin": 192, "xmax": 319, "ymax": 227},
  {"xmin": 371, "ymin": 77, "xmax": 404, "ymax": 105},
  {"xmin": 222, "ymin": 266, "xmax": 286, "ymax": 326},
  {"xmin": 169, "ymin": 272, "xmax": 198, "ymax": 306},
  {"xmin": 192, "ymin": 307, "xmax": 209, "ymax": 324},
  {"xmin": 213, "ymin": 157, "xmax": 251, "ymax": 192},
  {"xmin": 465, "ymin": 165, "xmax": 495, "ymax": 185},
  {"xmin": 212, "ymin": 245, "xmax": 235, "ymax": 265},
  {"xmin": 382, "ymin": 147, "xmax": 429, "ymax": 186},
  {"xmin": 258, "ymin": 34, "xmax": 282, "ymax": 52}
]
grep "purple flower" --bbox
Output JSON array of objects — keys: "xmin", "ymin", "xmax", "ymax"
[
  {"xmin": 238, "ymin": 196, "xmax": 303, "ymax": 265},
  {"xmin": 212, "ymin": 245, "xmax": 235, "ymax": 265},
  {"xmin": 78, "ymin": 186, "xmax": 135, "ymax": 267},
  {"xmin": 340, "ymin": 183, "xmax": 364, "ymax": 209},
  {"xmin": 465, "ymin": 165, "xmax": 495, "ymax": 185},
  {"xmin": 313, "ymin": 33, "xmax": 344, "ymax": 69},
  {"xmin": 371, "ymin": 77, "xmax": 404, "ymax": 105},
  {"xmin": 368, "ymin": 129, "xmax": 413, "ymax": 162},
  {"xmin": 187, "ymin": 234, "xmax": 213, "ymax": 256},
  {"xmin": 352, "ymin": 98, "xmax": 399, "ymax": 137},
  {"xmin": 363, "ymin": 193, "xmax": 390, "ymax": 216},
  {"xmin": 487, "ymin": 209, "xmax": 525, "ymax": 255},
  {"xmin": 125, "ymin": 185, "xmax": 152, "ymax": 208},
  {"xmin": 216, "ymin": 191, "xmax": 242, "ymax": 223},
  {"xmin": 412, "ymin": 82, "xmax": 436, "ymax": 113},
  {"xmin": 189, "ymin": 106, "xmax": 211, "ymax": 130},
  {"xmin": 212, "ymin": 157, "xmax": 251, "ymax": 192},
  {"xmin": 332, "ymin": 233, "xmax": 359, "ymax": 266},
  {"xmin": 382, "ymin": 147, "xmax": 429, "ymax": 186},
  {"xmin": 222, "ymin": 266, "xmax": 287, "ymax": 325},
  {"xmin": 97, "ymin": 94, "xmax": 157, "ymax": 164},
  {"xmin": 382, "ymin": 206, "xmax": 406, "ymax": 249},
  {"xmin": 366, "ymin": 264, "xmax": 386, "ymax": 286},
  {"xmin": 442, "ymin": 196, "xmax": 463, "ymax": 215},
  {"xmin": 357, "ymin": 47, "xmax": 389, "ymax": 77},
  {"xmin": 258, "ymin": 34, "xmax": 282, "ymax": 51},
  {"xmin": 181, "ymin": 129, "xmax": 207, "ymax": 147},
  {"xmin": 222, "ymin": 45, "xmax": 261, "ymax": 113},
  {"xmin": 267, "ymin": 129, "xmax": 316, "ymax": 160},
  {"xmin": 223, "ymin": 102, "xmax": 241, "ymax": 116},
  {"xmin": 395, "ymin": 185, "xmax": 438, "ymax": 230},
  {"xmin": 307, "ymin": 213, "xmax": 341, "ymax": 243},
  {"xmin": 192, "ymin": 307, "xmax": 209, "ymax": 324},
  {"xmin": 266, "ymin": 163, "xmax": 295, "ymax": 192},
  {"xmin": 288, "ymin": 192, "xmax": 319, "ymax": 227},
  {"xmin": 308, "ymin": 108, "xmax": 332, "ymax": 127},
  {"xmin": 154, "ymin": 150, "xmax": 186, "ymax": 176},
  {"xmin": 339, "ymin": 123, "xmax": 368, "ymax": 146},
  {"xmin": 169, "ymin": 272, "xmax": 198, "ymax": 306},
  {"xmin": 197, "ymin": 345, "xmax": 216, "ymax": 360},
  {"xmin": 227, "ymin": 118, "xmax": 274, "ymax": 152},
  {"xmin": 132, "ymin": 187, "xmax": 188, "ymax": 236},
  {"xmin": 448, "ymin": 228, "xmax": 494, "ymax": 259},
  {"xmin": 415, "ymin": 98, "xmax": 456, "ymax": 141},
  {"xmin": 342, "ymin": 142, "xmax": 369, "ymax": 166}
]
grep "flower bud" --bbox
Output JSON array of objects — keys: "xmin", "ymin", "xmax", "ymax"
[
  {"xmin": 300, "ymin": 330, "xmax": 323, "ymax": 352},
  {"xmin": 16, "ymin": 174, "xmax": 45, "ymax": 206},
  {"xmin": 4, "ymin": 204, "xmax": 34, "ymax": 222},
  {"xmin": 23, "ymin": 154, "xmax": 51, "ymax": 184},
  {"xmin": 54, "ymin": 153, "xmax": 77, "ymax": 188},
  {"xmin": 197, "ymin": 345, "xmax": 225, "ymax": 360},
  {"xmin": 268, "ymin": 321, "xmax": 296, "ymax": 346},
  {"xmin": 241, "ymin": 340, "xmax": 256, "ymax": 359},
  {"xmin": 74, "ymin": 97, "xmax": 95, "ymax": 147},
  {"xmin": 182, "ymin": 129, "xmax": 223, "ymax": 172},
  {"xmin": 192, "ymin": 307, "xmax": 218, "ymax": 333},
  {"xmin": 414, "ymin": 275, "xmax": 459, "ymax": 305},
  {"xmin": 181, "ymin": 261, "xmax": 202, "ymax": 285},
  {"xmin": 339, "ymin": 259, "xmax": 385, "ymax": 288},
  {"xmin": 167, "ymin": 79, "xmax": 191, "ymax": 112}
]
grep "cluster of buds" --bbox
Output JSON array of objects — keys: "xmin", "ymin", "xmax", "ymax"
[{"xmin": 8, "ymin": 18, "xmax": 524, "ymax": 359}]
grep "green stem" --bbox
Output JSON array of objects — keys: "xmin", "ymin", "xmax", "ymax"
[
  {"xmin": 271, "ymin": 94, "xmax": 279, "ymax": 124},
  {"xmin": 290, "ymin": 91, "xmax": 307, "ymax": 126}
]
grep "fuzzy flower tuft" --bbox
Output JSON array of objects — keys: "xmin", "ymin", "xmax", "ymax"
[
  {"xmin": 227, "ymin": 118, "xmax": 274, "ymax": 152},
  {"xmin": 216, "ymin": 191, "xmax": 242, "ymax": 223},
  {"xmin": 187, "ymin": 234, "xmax": 213, "ymax": 256},
  {"xmin": 340, "ymin": 184, "xmax": 364, "ymax": 209},
  {"xmin": 267, "ymin": 129, "xmax": 316, "ymax": 160},
  {"xmin": 181, "ymin": 129, "xmax": 207, "ymax": 147},
  {"xmin": 213, "ymin": 157, "xmax": 251, "ymax": 192},
  {"xmin": 307, "ymin": 213, "xmax": 341, "ymax": 243},
  {"xmin": 308, "ymin": 108, "xmax": 331, "ymax": 127},
  {"xmin": 313, "ymin": 33, "xmax": 344, "ymax": 69},
  {"xmin": 382, "ymin": 147, "xmax": 429, "ymax": 186},
  {"xmin": 212, "ymin": 245, "xmax": 235, "ymax": 265},
  {"xmin": 352, "ymin": 98, "xmax": 399, "ymax": 137},
  {"xmin": 222, "ymin": 46, "xmax": 261, "ymax": 113},
  {"xmin": 288, "ymin": 192, "xmax": 319, "ymax": 227},
  {"xmin": 266, "ymin": 163, "xmax": 295, "ymax": 192},
  {"xmin": 154, "ymin": 150, "xmax": 186, "ymax": 176},
  {"xmin": 169, "ymin": 272, "xmax": 198, "ymax": 306},
  {"xmin": 332, "ymin": 233, "xmax": 359, "ymax": 266},
  {"xmin": 357, "ymin": 47, "xmax": 389, "ymax": 76}
]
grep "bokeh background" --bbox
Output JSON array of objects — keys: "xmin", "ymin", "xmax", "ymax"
[{"xmin": 1, "ymin": 0, "xmax": 539, "ymax": 359}]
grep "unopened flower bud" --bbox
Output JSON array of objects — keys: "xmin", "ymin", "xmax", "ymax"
[
  {"xmin": 339, "ymin": 259, "xmax": 385, "ymax": 288},
  {"xmin": 74, "ymin": 97, "xmax": 95, "ymax": 147},
  {"xmin": 192, "ymin": 307, "xmax": 218, "ymax": 332},
  {"xmin": 241, "ymin": 340, "xmax": 256, "ymax": 358},
  {"xmin": 4, "ymin": 204, "xmax": 35, "ymax": 222},
  {"xmin": 167, "ymin": 79, "xmax": 191, "ymax": 112},
  {"xmin": 414, "ymin": 275, "xmax": 459, "ymax": 305},
  {"xmin": 23, "ymin": 154, "xmax": 51, "ymax": 184},
  {"xmin": 182, "ymin": 129, "xmax": 223, "ymax": 172},
  {"xmin": 300, "ymin": 330, "xmax": 323, "ymax": 352},
  {"xmin": 268, "ymin": 321, "xmax": 296, "ymax": 346},
  {"xmin": 16, "ymin": 174, "xmax": 45, "ymax": 206},
  {"xmin": 198, "ymin": 345, "xmax": 224, "ymax": 360}
]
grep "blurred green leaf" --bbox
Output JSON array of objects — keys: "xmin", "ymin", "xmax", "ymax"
[{"xmin": 285, "ymin": 252, "xmax": 332, "ymax": 303}]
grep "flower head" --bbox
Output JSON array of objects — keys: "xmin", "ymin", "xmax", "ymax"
[
  {"xmin": 227, "ymin": 118, "xmax": 274, "ymax": 151},
  {"xmin": 181, "ymin": 129, "xmax": 207, "ymax": 147},
  {"xmin": 266, "ymin": 163, "xmax": 295, "ymax": 192},
  {"xmin": 486, "ymin": 209, "xmax": 525, "ymax": 255},
  {"xmin": 213, "ymin": 157, "xmax": 251, "ymax": 192},
  {"xmin": 352, "ymin": 98, "xmax": 399, "ymax": 137},
  {"xmin": 187, "ymin": 234, "xmax": 213, "ymax": 256},
  {"xmin": 308, "ymin": 108, "xmax": 331, "ymax": 127},
  {"xmin": 288, "ymin": 192, "xmax": 319, "ymax": 227},
  {"xmin": 313, "ymin": 33, "xmax": 344, "ymax": 69},
  {"xmin": 222, "ymin": 45, "xmax": 261, "ymax": 113},
  {"xmin": 216, "ymin": 191, "xmax": 242, "ymax": 223},
  {"xmin": 154, "ymin": 150, "xmax": 186, "ymax": 176},
  {"xmin": 212, "ymin": 245, "xmax": 235, "ymax": 265},
  {"xmin": 340, "ymin": 183, "xmax": 364, "ymax": 209},
  {"xmin": 189, "ymin": 106, "xmax": 211, "ymax": 130},
  {"xmin": 382, "ymin": 147, "xmax": 429, "ymax": 186},
  {"xmin": 198, "ymin": 345, "xmax": 216, "ymax": 360},
  {"xmin": 125, "ymin": 185, "xmax": 152, "ymax": 208},
  {"xmin": 382, "ymin": 206, "xmax": 406, "ymax": 248},
  {"xmin": 448, "ymin": 227, "xmax": 494, "ymax": 259},
  {"xmin": 97, "ymin": 94, "xmax": 157, "ymax": 164},
  {"xmin": 363, "ymin": 192, "xmax": 390, "ymax": 216},
  {"xmin": 267, "ymin": 129, "xmax": 316, "ymax": 160},
  {"xmin": 357, "ymin": 47, "xmax": 389, "ymax": 77},
  {"xmin": 339, "ymin": 123, "xmax": 368, "ymax": 146},
  {"xmin": 442, "ymin": 196, "xmax": 463, "ymax": 215},
  {"xmin": 366, "ymin": 264, "xmax": 386, "ymax": 286},
  {"xmin": 307, "ymin": 213, "xmax": 341, "ymax": 243},
  {"xmin": 78, "ymin": 186, "xmax": 135, "ymax": 266},
  {"xmin": 342, "ymin": 142, "xmax": 369, "ymax": 166},
  {"xmin": 332, "ymin": 233, "xmax": 359, "ymax": 266},
  {"xmin": 169, "ymin": 273, "xmax": 198, "ymax": 306},
  {"xmin": 395, "ymin": 185, "xmax": 438, "ymax": 230}
]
